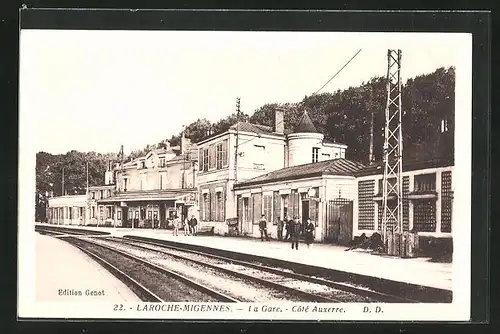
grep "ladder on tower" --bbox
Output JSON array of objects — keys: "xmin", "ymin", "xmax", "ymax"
[{"xmin": 381, "ymin": 49, "xmax": 403, "ymax": 254}]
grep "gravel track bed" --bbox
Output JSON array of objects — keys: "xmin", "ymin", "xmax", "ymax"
[
  {"xmin": 99, "ymin": 237, "xmax": 374, "ymax": 302},
  {"xmin": 68, "ymin": 238, "xmax": 220, "ymax": 302},
  {"xmin": 89, "ymin": 237, "xmax": 303, "ymax": 302}
]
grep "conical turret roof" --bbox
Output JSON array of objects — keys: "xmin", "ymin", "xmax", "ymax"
[{"xmin": 293, "ymin": 110, "xmax": 318, "ymax": 133}]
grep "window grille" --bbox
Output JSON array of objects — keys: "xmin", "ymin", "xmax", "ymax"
[
  {"xmin": 413, "ymin": 199, "xmax": 436, "ymax": 232},
  {"xmin": 441, "ymin": 171, "xmax": 452, "ymax": 232},
  {"xmin": 358, "ymin": 180, "xmax": 375, "ymax": 230},
  {"xmin": 403, "ymin": 176, "xmax": 409, "ymax": 231}
]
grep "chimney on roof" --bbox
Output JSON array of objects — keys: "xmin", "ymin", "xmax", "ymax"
[
  {"xmin": 180, "ymin": 126, "xmax": 186, "ymax": 154},
  {"xmin": 274, "ymin": 107, "xmax": 284, "ymax": 134}
]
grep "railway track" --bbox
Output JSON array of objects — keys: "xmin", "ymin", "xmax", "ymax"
[
  {"xmin": 35, "ymin": 225, "xmax": 109, "ymax": 236},
  {"xmin": 35, "ymin": 226, "xmax": 425, "ymax": 303},
  {"xmin": 62, "ymin": 236, "xmax": 238, "ymax": 303},
  {"xmin": 91, "ymin": 236, "xmax": 400, "ymax": 303}
]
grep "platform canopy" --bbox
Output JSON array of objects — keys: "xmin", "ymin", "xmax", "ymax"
[{"xmin": 97, "ymin": 189, "xmax": 196, "ymax": 204}]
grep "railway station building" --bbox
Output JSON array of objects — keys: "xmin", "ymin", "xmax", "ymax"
[
  {"xmin": 196, "ymin": 108, "xmax": 349, "ymax": 236},
  {"xmin": 97, "ymin": 136, "xmax": 199, "ymax": 228},
  {"xmin": 233, "ymin": 159, "xmax": 364, "ymax": 243}
]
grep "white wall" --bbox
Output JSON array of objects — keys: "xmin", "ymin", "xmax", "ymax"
[
  {"xmin": 287, "ymin": 133, "xmax": 324, "ymax": 167},
  {"xmin": 288, "ymin": 133, "xmax": 348, "ymax": 167},
  {"xmin": 320, "ymin": 144, "xmax": 347, "ymax": 161}
]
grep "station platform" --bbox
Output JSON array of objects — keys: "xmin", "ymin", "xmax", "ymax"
[
  {"xmin": 35, "ymin": 224, "xmax": 452, "ymax": 291},
  {"xmin": 35, "ymin": 232, "xmax": 141, "ymax": 302}
]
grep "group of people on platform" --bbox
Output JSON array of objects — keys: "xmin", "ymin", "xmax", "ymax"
[
  {"xmin": 171, "ymin": 215, "xmax": 198, "ymax": 236},
  {"xmin": 258, "ymin": 214, "xmax": 315, "ymax": 250}
]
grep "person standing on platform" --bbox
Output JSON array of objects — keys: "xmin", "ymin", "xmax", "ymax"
[
  {"xmin": 291, "ymin": 216, "xmax": 301, "ymax": 250},
  {"xmin": 183, "ymin": 217, "xmax": 190, "ymax": 236},
  {"xmin": 189, "ymin": 215, "xmax": 198, "ymax": 236},
  {"xmin": 304, "ymin": 218, "xmax": 315, "ymax": 248},
  {"xmin": 173, "ymin": 215, "xmax": 180, "ymax": 236},
  {"xmin": 284, "ymin": 215, "xmax": 291, "ymax": 241},
  {"xmin": 276, "ymin": 216, "xmax": 284, "ymax": 241},
  {"xmin": 259, "ymin": 214, "xmax": 269, "ymax": 241}
]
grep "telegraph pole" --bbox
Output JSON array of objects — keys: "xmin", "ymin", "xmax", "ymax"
[
  {"xmin": 182, "ymin": 125, "xmax": 186, "ymax": 189},
  {"xmin": 86, "ymin": 161, "xmax": 89, "ymax": 225},
  {"xmin": 381, "ymin": 49, "xmax": 403, "ymax": 250},
  {"xmin": 62, "ymin": 167, "xmax": 65, "ymax": 196},
  {"xmin": 86, "ymin": 161, "xmax": 89, "ymax": 195},
  {"xmin": 234, "ymin": 97, "xmax": 241, "ymax": 184},
  {"xmin": 369, "ymin": 109, "xmax": 374, "ymax": 164}
]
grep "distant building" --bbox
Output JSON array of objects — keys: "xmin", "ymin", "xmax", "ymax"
[
  {"xmin": 47, "ymin": 195, "xmax": 87, "ymax": 225},
  {"xmin": 196, "ymin": 108, "xmax": 348, "ymax": 235},
  {"xmin": 87, "ymin": 183, "xmax": 116, "ymax": 226}
]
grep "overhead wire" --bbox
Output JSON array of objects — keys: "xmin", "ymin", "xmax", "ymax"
[{"xmin": 312, "ymin": 49, "xmax": 362, "ymax": 96}]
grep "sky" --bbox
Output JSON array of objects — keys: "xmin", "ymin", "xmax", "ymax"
[{"xmin": 19, "ymin": 30, "xmax": 466, "ymax": 155}]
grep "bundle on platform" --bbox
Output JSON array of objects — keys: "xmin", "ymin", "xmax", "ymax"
[{"xmin": 386, "ymin": 230, "xmax": 419, "ymax": 258}]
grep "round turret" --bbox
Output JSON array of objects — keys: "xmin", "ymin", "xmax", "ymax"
[{"xmin": 287, "ymin": 111, "xmax": 324, "ymax": 166}]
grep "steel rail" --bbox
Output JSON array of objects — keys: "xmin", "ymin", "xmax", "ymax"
[
  {"xmin": 67, "ymin": 236, "xmax": 238, "ymax": 303},
  {"xmin": 120, "ymin": 236, "xmax": 416, "ymax": 303},
  {"xmin": 105, "ymin": 237, "xmax": 343, "ymax": 303},
  {"xmin": 67, "ymin": 238, "xmax": 164, "ymax": 302},
  {"xmin": 35, "ymin": 225, "xmax": 109, "ymax": 236}
]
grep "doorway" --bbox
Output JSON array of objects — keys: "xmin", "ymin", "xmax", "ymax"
[
  {"xmin": 160, "ymin": 203, "xmax": 166, "ymax": 228},
  {"xmin": 301, "ymin": 200, "xmax": 309, "ymax": 224},
  {"xmin": 326, "ymin": 198, "xmax": 353, "ymax": 245},
  {"xmin": 122, "ymin": 207, "xmax": 129, "ymax": 227}
]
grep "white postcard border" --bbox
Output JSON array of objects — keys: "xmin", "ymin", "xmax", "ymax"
[{"xmin": 18, "ymin": 31, "xmax": 472, "ymax": 321}]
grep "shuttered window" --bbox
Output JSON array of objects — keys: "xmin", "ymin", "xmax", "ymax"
[
  {"xmin": 203, "ymin": 193, "xmax": 211, "ymax": 221},
  {"xmin": 252, "ymin": 193, "xmax": 262, "ymax": 224},
  {"xmin": 273, "ymin": 191, "xmax": 280, "ymax": 224},
  {"xmin": 309, "ymin": 199, "xmax": 319, "ymax": 226},
  {"xmin": 291, "ymin": 190, "xmax": 299, "ymax": 218},
  {"xmin": 263, "ymin": 195, "xmax": 272, "ymax": 223},
  {"xmin": 210, "ymin": 191, "xmax": 216, "ymax": 221},
  {"xmin": 209, "ymin": 145, "xmax": 216, "ymax": 169},
  {"xmin": 216, "ymin": 139, "xmax": 229, "ymax": 169},
  {"xmin": 216, "ymin": 191, "xmax": 224, "ymax": 221},
  {"xmin": 223, "ymin": 139, "xmax": 228, "ymax": 167},
  {"xmin": 244, "ymin": 197, "xmax": 251, "ymax": 223},
  {"xmin": 203, "ymin": 148, "xmax": 209, "ymax": 171},
  {"xmin": 282, "ymin": 195, "xmax": 289, "ymax": 219},
  {"xmin": 237, "ymin": 196, "xmax": 244, "ymax": 224}
]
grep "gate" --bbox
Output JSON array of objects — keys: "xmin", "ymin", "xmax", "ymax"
[{"xmin": 326, "ymin": 198, "xmax": 353, "ymax": 245}]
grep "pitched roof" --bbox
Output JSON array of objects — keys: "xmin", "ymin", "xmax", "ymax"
[
  {"xmin": 168, "ymin": 153, "xmax": 198, "ymax": 163},
  {"xmin": 229, "ymin": 122, "xmax": 291, "ymax": 136},
  {"xmin": 97, "ymin": 189, "xmax": 196, "ymax": 203},
  {"xmin": 354, "ymin": 156, "xmax": 454, "ymax": 177},
  {"xmin": 293, "ymin": 111, "xmax": 318, "ymax": 133},
  {"xmin": 234, "ymin": 158, "xmax": 365, "ymax": 188}
]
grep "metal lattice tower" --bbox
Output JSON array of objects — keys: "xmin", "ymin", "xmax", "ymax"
[{"xmin": 381, "ymin": 49, "xmax": 403, "ymax": 244}]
